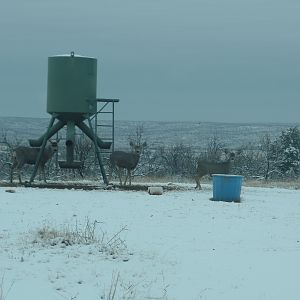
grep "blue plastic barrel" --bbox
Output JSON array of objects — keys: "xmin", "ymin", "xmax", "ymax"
[{"xmin": 212, "ymin": 174, "xmax": 243, "ymax": 202}]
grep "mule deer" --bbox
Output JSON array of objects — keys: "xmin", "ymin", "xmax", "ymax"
[
  {"xmin": 109, "ymin": 141, "xmax": 147, "ymax": 186},
  {"xmin": 10, "ymin": 140, "xmax": 59, "ymax": 183},
  {"xmin": 195, "ymin": 152, "xmax": 236, "ymax": 189}
]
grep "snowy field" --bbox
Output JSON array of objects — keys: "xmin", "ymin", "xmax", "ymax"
[{"xmin": 0, "ymin": 183, "xmax": 300, "ymax": 300}]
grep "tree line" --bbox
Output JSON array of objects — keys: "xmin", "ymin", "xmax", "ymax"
[{"xmin": 1, "ymin": 126, "xmax": 300, "ymax": 182}]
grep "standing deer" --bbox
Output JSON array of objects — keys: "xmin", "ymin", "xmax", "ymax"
[
  {"xmin": 195, "ymin": 152, "xmax": 236, "ymax": 189},
  {"xmin": 109, "ymin": 141, "xmax": 147, "ymax": 186},
  {"xmin": 10, "ymin": 140, "xmax": 59, "ymax": 183}
]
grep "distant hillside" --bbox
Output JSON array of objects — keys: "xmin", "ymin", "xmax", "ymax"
[{"xmin": 0, "ymin": 116, "xmax": 299, "ymax": 151}]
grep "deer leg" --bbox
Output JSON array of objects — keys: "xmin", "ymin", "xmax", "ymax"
[
  {"xmin": 124, "ymin": 169, "xmax": 131, "ymax": 186},
  {"xmin": 195, "ymin": 176, "xmax": 202, "ymax": 190},
  {"xmin": 124, "ymin": 170, "xmax": 128, "ymax": 186},
  {"xmin": 108, "ymin": 165, "xmax": 113, "ymax": 184},
  {"xmin": 17, "ymin": 167, "xmax": 22, "ymax": 184},
  {"xmin": 10, "ymin": 163, "xmax": 16, "ymax": 183},
  {"xmin": 36, "ymin": 166, "xmax": 41, "ymax": 182},
  {"xmin": 78, "ymin": 168, "xmax": 84, "ymax": 178},
  {"xmin": 15, "ymin": 161, "xmax": 24, "ymax": 184},
  {"xmin": 128, "ymin": 170, "xmax": 132, "ymax": 186},
  {"xmin": 41, "ymin": 165, "xmax": 47, "ymax": 183},
  {"xmin": 10, "ymin": 156, "xmax": 20, "ymax": 183},
  {"xmin": 117, "ymin": 167, "xmax": 123, "ymax": 186}
]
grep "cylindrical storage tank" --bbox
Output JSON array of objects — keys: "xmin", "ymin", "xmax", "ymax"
[
  {"xmin": 47, "ymin": 53, "xmax": 97, "ymax": 120},
  {"xmin": 212, "ymin": 174, "xmax": 243, "ymax": 202}
]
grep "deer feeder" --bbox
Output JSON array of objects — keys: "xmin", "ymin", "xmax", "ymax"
[{"xmin": 29, "ymin": 52, "xmax": 111, "ymax": 184}]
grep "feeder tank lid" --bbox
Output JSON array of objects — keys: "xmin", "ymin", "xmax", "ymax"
[{"xmin": 49, "ymin": 52, "xmax": 96, "ymax": 59}]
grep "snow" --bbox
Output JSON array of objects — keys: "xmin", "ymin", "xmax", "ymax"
[{"xmin": 1, "ymin": 183, "xmax": 300, "ymax": 299}]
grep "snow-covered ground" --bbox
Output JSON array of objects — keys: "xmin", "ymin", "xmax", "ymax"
[{"xmin": 0, "ymin": 183, "xmax": 300, "ymax": 300}]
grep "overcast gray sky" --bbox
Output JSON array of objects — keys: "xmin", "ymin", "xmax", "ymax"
[{"xmin": 0, "ymin": 0, "xmax": 299, "ymax": 123}]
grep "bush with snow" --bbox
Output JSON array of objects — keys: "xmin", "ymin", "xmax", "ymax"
[{"xmin": 32, "ymin": 218, "xmax": 128, "ymax": 258}]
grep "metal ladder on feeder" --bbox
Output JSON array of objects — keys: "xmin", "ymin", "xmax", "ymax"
[{"xmin": 92, "ymin": 98, "xmax": 119, "ymax": 176}]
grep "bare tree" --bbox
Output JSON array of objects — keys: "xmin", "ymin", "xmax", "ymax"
[
  {"xmin": 202, "ymin": 136, "xmax": 225, "ymax": 161},
  {"xmin": 74, "ymin": 135, "xmax": 94, "ymax": 177},
  {"xmin": 259, "ymin": 134, "xmax": 275, "ymax": 180},
  {"xmin": 160, "ymin": 143, "xmax": 196, "ymax": 177},
  {"xmin": 128, "ymin": 123, "xmax": 145, "ymax": 148}
]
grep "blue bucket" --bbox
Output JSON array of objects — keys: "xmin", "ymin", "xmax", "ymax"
[{"xmin": 212, "ymin": 174, "xmax": 243, "ymax": 202}]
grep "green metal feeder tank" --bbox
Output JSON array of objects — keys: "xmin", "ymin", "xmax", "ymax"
[{"xmin": 47, "ymin": 52, "xmax": 97, "ymax": 121}]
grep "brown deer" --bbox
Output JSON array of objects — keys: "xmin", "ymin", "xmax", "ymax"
[
  {"xmin": 195, "ymin": 152, "xmax": 236, "ymax": 189},
  {"xmin": 10, "ymin": 140, "xmax": 59, "ymax": 183},
  {"xmin": 109, "ymin": 141, "xmax": 147, "ymax": 186}
]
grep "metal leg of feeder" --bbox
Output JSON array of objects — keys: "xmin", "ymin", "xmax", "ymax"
[
  {"xmin": 87, "ymin": 117, "xmax": 109, "ymax": 185},
  {"xmin": 29, "ymin": 116, "xmax": 56, "ymax": 183}
]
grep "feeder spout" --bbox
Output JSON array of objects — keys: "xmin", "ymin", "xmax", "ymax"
[
  {"xmin": 76, "ymin": 121, "xmax": 111, "ymax": 149},
  {"xmin": 29, "ymin": 120, "xmax": 65, "ymax": 147}
]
